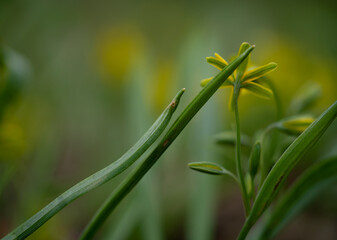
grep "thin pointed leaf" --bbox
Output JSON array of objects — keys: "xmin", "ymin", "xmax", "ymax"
[
  {"xmin": 241, "ymin": 82, "xmax": 273, "ymax": 99},
  {"xmin": 241, "ymin": 62, "xmax": 277, "ymax": 83},
  {"xmin": 236, "ymin": 42, "xmax": 251, "ymax": 81},
  {"xmin": 238, "ymin": 100, "xmax": 337, "ymax": 240},
  {"xmin": 3, "ymin": 89, "xmax": 185, "ymax": 240},
  {"xmin": 258, "ymin": 157, "xmax": 337, "ymax": 240}
]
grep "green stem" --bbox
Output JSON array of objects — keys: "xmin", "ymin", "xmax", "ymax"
[
  {"xmin": 237, "ymin": 219, "xmax": 253, "ymax": 240},
  {"xmin": 233, "ymin": 83, "xmax": 251, "ymax": 216},
  {"xmin": 80, "ymin": 46, "xmax": 255, "ymax": 239}
]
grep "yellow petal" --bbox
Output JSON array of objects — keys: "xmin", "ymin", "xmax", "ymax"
[
  {"xmin": 236, "ymin": 42, "xmax": 251, "ymax": 81},
  {"xmin": 214, "ymin": 53, "xmax": 228, "ymax": 65},
  {"xmin": 241, "ymin": 82, "xmax": 273, "ymax": 99},
  {"xmin": 206, "ymin": 56, "xmax": 227, "ymax": 70},
  {"xmin": 228, "ymin": 87, "xmax": 235, "ymax": 111},
  {"xmin": 241, "ymin": 62, "xmax": 277, "ymax": 83}
]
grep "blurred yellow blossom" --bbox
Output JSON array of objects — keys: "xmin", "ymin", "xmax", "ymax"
[{"xmin": 95, "ymin": 25, "xmax": 145, "ymax": 87}]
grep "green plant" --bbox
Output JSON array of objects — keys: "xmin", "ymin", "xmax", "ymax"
[
  {"xmin": 188, "ymin": 43, "xmax": 337, "ymax": 239},
  {"xmin": 2, "ymin": 44, "xmax": 254, "ymax": 240},
  {"xmin": 3, "ymin": 42, "xmax": 336, "ymax": 240}
]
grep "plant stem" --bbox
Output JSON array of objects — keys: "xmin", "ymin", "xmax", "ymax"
[
  {"xmin": 80, "ymin": 46, "xmax": 255, "ymax": 239},
  {"xmin": 234, "ymin": 82, "xmax": 250, "ymax": 216}
]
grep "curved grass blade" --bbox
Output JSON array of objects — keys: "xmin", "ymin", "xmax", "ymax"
[
  {"xmin": 2, "ymin": 89, "xmax": 185, "ymax": 240},
  {"xmin": 188, "ymin": 162, "xmax": 238, "ymax": 181},
  {"xmin": 258, "ymin": 156, "xmax": 337, "ymax": 240},
  {"xmin": 238, "ymin": 100, "xmax": 337, "ymax": 240},
  {"xmin": 80, "ymin": 45, "xmax": 255, "ymax": 240}
]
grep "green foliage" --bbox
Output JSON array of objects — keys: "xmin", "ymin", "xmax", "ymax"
[
  {"xmin": 79, "ymin": 46, "xmax": 255, "ymax": 239},
  {"xmin": 189, "ymin": 42, "xmax": 337, "ymax": 239},
  {"xmin": 238, "ymin": 100, "xmax": 337, "ymax": 239},
  {"xmin": 3, "ymin": 44, "xmax": 254, "ymax": 240},
  {"xmin": 257, "ymin": 156, "xmax": 337, "ymax": 240},
  {"xmin": 3, "ymin": 42, "xmax": 336, "ymax": 240},
  {"xmin": 3, "ymin": 89, "xmax": 185, "ymax": 240}
]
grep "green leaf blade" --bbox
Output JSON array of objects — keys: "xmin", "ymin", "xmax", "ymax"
[
  {"xmin": 258, "ymin": 157, "xmax": 337, "ymax": 240},
  {"xmin": 238, "ymin": 100, "xmax": 337, "ymax": 240}
]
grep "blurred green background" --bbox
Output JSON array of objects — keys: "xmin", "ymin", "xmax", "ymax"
[{"xmin": 1, "ymin": 0, "xmax": 337, "ymax": 239}]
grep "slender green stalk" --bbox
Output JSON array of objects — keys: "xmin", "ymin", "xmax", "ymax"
[
  {"xmin": 80, "ymin": 46, "xmax": 255, "ymax": 239},
  {"xmin": 2, "ymin": 90, "xmax": 184, "ymax": 240},
  {"xmin": 233, "ymin": 82, "xmax": 250, "ymax": 216}
]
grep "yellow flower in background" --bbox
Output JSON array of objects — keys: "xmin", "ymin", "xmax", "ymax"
[
  {"xmin": 150, "ymin": 60, "xmax": 175, "ymax": 111},
  {"xmin": 0, "ymin": 119, "xmax": 27, "ymax": 162},
  {"xmin": 201, "ymin": 42, "xmax": 277, "ymax": 111},
  {"xmin": 257, "ymin": 36, "xmax": 337, "ymax": 109},
  {"xmin": 95, "ymin": 25, "xmax": 145, "ymax": 87}
]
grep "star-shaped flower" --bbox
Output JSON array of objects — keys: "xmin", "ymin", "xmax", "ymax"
[{"xmin": 201, "ymin": 42, "xmax": 277, "ymax": 111}]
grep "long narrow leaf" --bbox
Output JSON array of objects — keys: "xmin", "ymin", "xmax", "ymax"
[
  {"xmin": 79, "ymin": 45, "xmax": 255, "ymax": 239},
  {"xmin": 258, "ymin": 157, "xmax": 337, "ymax": 240},
  {"xmin": 238, "ymin": 100, "xmax": 337, "ymax": 240},
  {"xmin": 2, "ymin": 89, "xmax": 185, "ymax": 240}
]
